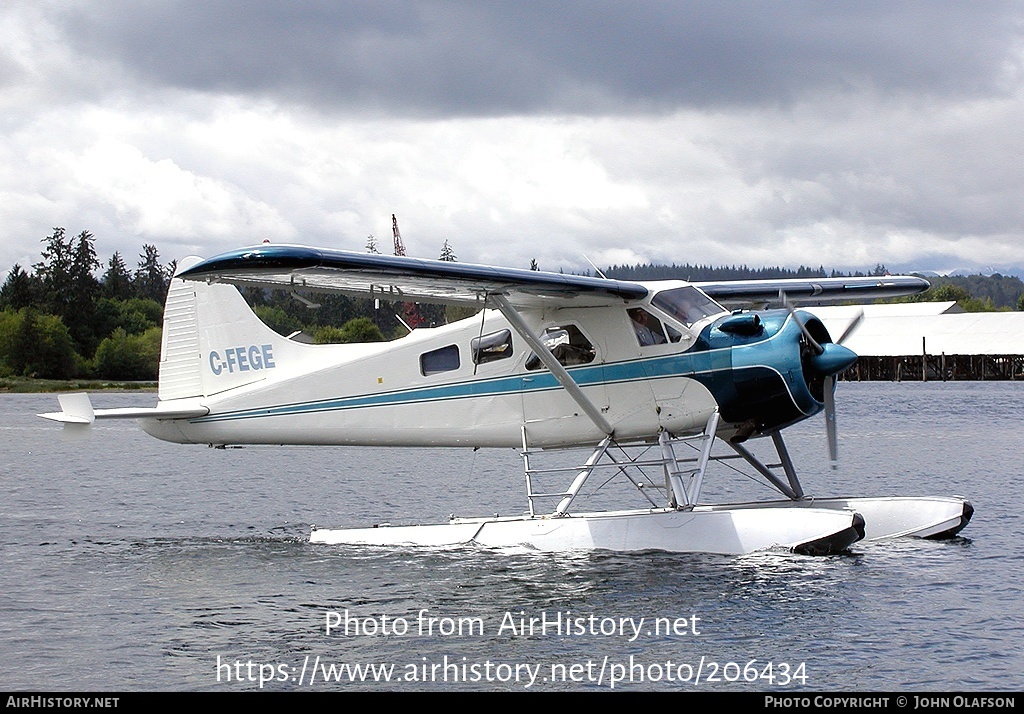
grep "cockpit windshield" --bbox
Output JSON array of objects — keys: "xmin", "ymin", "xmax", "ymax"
[{"xmin": 651, "ymin": 286, "xmax": 727, "ymax": 326}]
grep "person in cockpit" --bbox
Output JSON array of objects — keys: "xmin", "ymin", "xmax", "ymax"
[{"xmin": 628, "ymin": 308, "xmax": 666, "ymax": 346}]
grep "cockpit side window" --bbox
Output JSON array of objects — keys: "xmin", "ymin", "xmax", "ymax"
[
  {"xmin": 652, "ymin": 287, "xmax": 726, "ymax": 326},
  {"xmin": 627, "ymin": 307, "xmax": 669, "ymax": 346},
  {"xmin": 525, "ymin": 324, "xmax": 596, "ymax": 371}
]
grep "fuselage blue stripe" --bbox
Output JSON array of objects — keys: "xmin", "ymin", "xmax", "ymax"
[{"xmin": 191, "ymin": 326, "xmax": 811, "ymax": 424}]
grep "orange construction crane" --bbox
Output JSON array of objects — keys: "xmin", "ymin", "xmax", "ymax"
[
  {"xmin": 392, "ymin": 214, "xmax": 406, "ymax": 256},
  {"xmin": 390, "ymin": 214, "xmax": 425, "ymax": 328}
]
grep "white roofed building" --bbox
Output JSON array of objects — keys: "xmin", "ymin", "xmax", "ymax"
[{"xmin": 806, "ymin": 302, "xmax": 1024, "ymax": 381}]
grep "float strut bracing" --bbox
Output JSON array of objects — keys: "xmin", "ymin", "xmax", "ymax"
[{"xmin": 520, "ymin": 410, "xmax": 722, "ymax": 517}]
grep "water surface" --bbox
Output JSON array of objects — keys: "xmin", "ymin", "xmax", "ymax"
[{"xmin": 1, "ymin": 383, "xmax": 1021, "ymax": 691}]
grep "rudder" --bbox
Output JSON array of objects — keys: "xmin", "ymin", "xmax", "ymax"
[{"xmin": 159, "ymin": 257, "xmax": 204, "ymax": 400}]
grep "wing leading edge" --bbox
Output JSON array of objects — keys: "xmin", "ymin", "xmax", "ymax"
[
  {"xmin": 694, "ymin": 276, "xmax": 930, "ymax": 304},
  {"xmin": 178, "ymin": 244, "xmax": 929, "ymax": 308},
  {"xmin": 177, "ymin": 245, "xmax": 649, "ymax": 308}
]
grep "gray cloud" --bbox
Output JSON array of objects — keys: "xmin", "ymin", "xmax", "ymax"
[
  {"xmin": 59, "ymin": 1, "xmax": 1024, "ymax": 116},
  {"xmin": 2, "ymin": 1, "xmax": 1022, "ymax": 278}
]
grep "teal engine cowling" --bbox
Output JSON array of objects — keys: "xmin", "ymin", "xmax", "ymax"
[{"xmin": 691, "ymin": 310, "xmax": 856, "ymax": 437}]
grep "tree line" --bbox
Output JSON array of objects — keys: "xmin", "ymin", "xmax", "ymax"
[
  {"xmin": 0, "ymin": 229, "xmax": 456, "ymax": 381},
  {"xmin": 606, "ymin": 262, "xmax": 1024, "ymax": 311},
  {"xmin": 4, "ymin": 229, "xmax": 1021, "ymax": 383},
  {"xmin": 1, "ymin": 229, "xmax": 174, "ymax": 380}
]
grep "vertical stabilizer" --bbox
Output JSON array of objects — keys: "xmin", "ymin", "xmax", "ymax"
[{"xmin": 158, "ymin": 257, "xmax": 303, "ymax": 400}]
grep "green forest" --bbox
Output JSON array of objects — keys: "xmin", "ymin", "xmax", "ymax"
[
  {"xmin": 3, "ymin": 228, "xmax": 1023, "ymax": 385},
  {"xmin": 0, "ymin": 228, "xmax": 398, "ymax": 384}
]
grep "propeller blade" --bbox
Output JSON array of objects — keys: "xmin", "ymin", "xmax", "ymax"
[
  {"xmin": 779, "ymin": 290, "xmax": 823, "ymax": 355},
  {"xmin": 824, "ymin": 374, "xmax": 839, "ymax": 469},
  {"xmin": 835, "ymin": 309, "xmax": 865, "ymax": 345}
]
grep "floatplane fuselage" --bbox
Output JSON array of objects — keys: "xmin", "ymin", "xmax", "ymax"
[{"xmin": 39, "ymin": 245, "xmax": 974, "ymax": 555}]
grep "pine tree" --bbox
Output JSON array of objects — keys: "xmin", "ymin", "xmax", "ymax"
[
  {"xmin": 439, "ymin": 240, "xmax": 457, "ymax": 262},
  {"xmin": 70, "ymin": 231, "xmax": 100, "ymax": 306},
  {"xmin": 32, "ymin": 228, "xmax": 101, "ymax": 353},
  {"xmin": 135, "ymin": 244, "xmax": 169, "ymax": 303},
  {"xmin": 102, "ymin": 252, "xmax": 134, "ymax": 300},
  {"xmin": 68, "ymin": 230, "xmax": 101, "ymax": 352},
  {"xmin": 33, "ymin": 227, "xmax": 74, "ymax": 316},
  {"xmin": 0, "ymin": 265, "xmax": 38, "ymax": 309}
]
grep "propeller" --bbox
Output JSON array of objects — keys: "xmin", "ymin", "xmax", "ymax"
[
  {"xmin": 823, "ymin": 374, "xmax": 839, "ymax": 467},
  {"xmin": 780, "ymin": 291, "xmax": 863, "ymax": 469},
  {"xmin": 834, "ymin": 309, "xmax": 864, "ymax": 346},
  {"xmin": 821, "ymin": 311, "xmax": 863, "ymax": 468},
  {"xmin": 779, "ymin": 290, "xmax": 823, "ymax": 356}
]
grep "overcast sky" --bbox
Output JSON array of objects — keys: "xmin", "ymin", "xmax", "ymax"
[{"xmin": 2, "ymin": 1, "xmax": 1022, "ymax": 278}]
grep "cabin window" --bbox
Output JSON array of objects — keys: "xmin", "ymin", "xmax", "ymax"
[
  {"xmin": 472, "ymin": 329, "xmax": 514, "ymax": 365},
  {"xmin": 420, "ymin": 344, "xmax": 460, "ymax": 376},
  {"xmin": 525, "ymin": 325, "xmax": 596, "ymax": 371},
  {"xmin": 652, "ymin": 287, "xmax": 726, "ymax": 326}
]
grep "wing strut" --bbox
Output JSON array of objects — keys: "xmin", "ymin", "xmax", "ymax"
[{"xmin": 489, "ymin": 294, "xmax": 614, "ymax": 437}]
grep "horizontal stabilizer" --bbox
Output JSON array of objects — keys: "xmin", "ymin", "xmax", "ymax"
[
  {"xmin": 40, "ymin": 393, "xmax": 95, "ymax": 424},
  {"xmin": 37, "ymin": 393, "xmax": 208, "ymax": 423}
]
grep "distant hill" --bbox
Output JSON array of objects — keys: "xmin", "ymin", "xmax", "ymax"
[
  {"xmin": 922, "ymin": 273, "xmax": 1024, "ymax": 310},
  {"xmin": 943, "ymin": 266, "xmax": 1024, "ymax": 280}
]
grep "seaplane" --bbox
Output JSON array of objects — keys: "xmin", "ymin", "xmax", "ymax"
[{"xmin": 39, "ymin": 244, "xmax": 974, "ymax": 555}]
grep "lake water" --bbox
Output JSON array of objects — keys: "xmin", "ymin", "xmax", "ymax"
[{"xmin": 1, "ymin": 383, "xmax": 1022, "ymax": 692}]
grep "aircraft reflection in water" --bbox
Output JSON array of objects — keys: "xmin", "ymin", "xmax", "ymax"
[{"xmin": 40, "ymin": 245, "xmax": 973, "ymax": 555}]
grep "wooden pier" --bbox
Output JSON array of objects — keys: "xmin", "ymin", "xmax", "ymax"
[{"xmin": 841, "ymin": 354, "xmax": 1024, "ymax": 381}]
